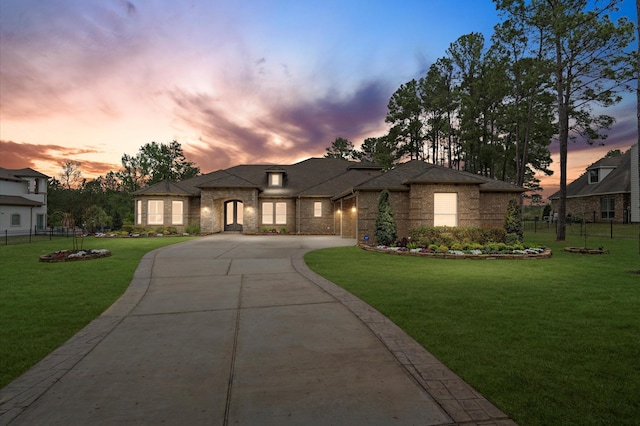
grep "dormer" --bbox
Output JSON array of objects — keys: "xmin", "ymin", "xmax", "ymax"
[
  {"xmin": 266, "ymin": 166, "xmax": 286, "ymax": 187},
  {"xmin": 587, "ymin": 165, "xmax": 615, "ymax": 184}
]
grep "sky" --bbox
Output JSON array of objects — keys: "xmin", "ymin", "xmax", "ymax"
[{"xmin": 1, "ymin": 0, "xmax": 637, "ymax": 200}]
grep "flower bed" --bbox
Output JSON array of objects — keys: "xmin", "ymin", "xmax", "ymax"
[
  {"xmin": 360, "ymin": 244, "xmax": 551, "ymax": 259},
  {"xmin": 39, "ymin": 249, "xmax": 112, "ymax": 262}
]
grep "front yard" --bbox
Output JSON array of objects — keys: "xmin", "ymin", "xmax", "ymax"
[{"xmin": 305, "ymin": 228, "xmax": 640, "ymax": 426}]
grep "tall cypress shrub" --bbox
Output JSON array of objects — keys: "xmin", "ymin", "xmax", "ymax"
[
  {"xmin": 504, "ymin": 198, "xmax": 523, "ymax": 243},
  {"xmin": 375, "ymin": 189, "xmax": 397, "ymax": 246}
]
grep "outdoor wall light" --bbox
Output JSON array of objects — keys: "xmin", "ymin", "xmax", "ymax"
[{"xmin": 351, "ymin": 206, "xmax": 356, "ymax": 213}]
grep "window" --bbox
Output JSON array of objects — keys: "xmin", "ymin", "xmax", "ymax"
[
  {"xmin": 148, "ymin": 200, "xmax": 164, "ymax": 225},
  {"xmin": 172, "ymin": 201, "xmax": 184, "ymax": 225},
  {"xmin": 314, "ymin": 201, "xmax": 322, "ymax": 217},
  {"xmin": 10, "ymin": 214, "xmax": 20, "ymax": 226},
  {"xmin": 37, "ymin": 214, "xmax": 45, "ymax": 230},
  {"xmin": 136, "ymin": 200, "xmax": 142, "ymax": 225},
  {"xmin": 601, "ymin": 197, "xmax": 615, "ymax": 219},
  {"xmin": 588, "ymin": 169, "xmax": 599, "ymax": 184},
  {"xmin": 269, "ymin": 173, "xmax": 282, "ymax": 187},
  {"xmin": 262, "ymin": 202, "xmax": 287, "ymax": 224},
  {"xmin": 275, "ymin": 202, "xmax": 286, "ymax": 224},
  {"xmin": 262, "ymin": 202, "xmax": 274, "ymax": 224},
  {"xmin": 434, "ymin": 193, "xmax": 457, "ymax": 226},
  {"xmin": 34, "ymin": 179, "xmax": 40, "ymax": 194}
]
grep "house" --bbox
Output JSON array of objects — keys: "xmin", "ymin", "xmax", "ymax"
[
  {"xmin": 0, "ymin": 167, "xmax": 49, "ymax": 235},
  {"xmin": 549, "ymin": 145, "xmax": 638, "ymax": 224},
  {"xmin": 133, "ymin": 157, "xmax": 524, "ymax": 242}
]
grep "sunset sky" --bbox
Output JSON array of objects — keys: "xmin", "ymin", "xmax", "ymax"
[{"xmin": 1, "ymin": 0, "xmax": 637, "ymax": 200}]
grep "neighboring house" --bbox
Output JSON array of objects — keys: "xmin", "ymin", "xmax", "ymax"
[
  {"xmin": 549, "ymin": 145, "xmax": 638, "ymax": 224},
  {"xmin": 133, "ymin": 157, "xmax": 524, "ymax": 241},
  {"xmin": 0, "ymin": 167, "xmax": 49, "ymax": 235}
]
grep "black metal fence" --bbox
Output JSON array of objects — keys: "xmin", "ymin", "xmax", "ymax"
[
  {"xmin": 2, "ymin": 227, "xmax": 82, "ymax": 246},
  {"xmin": 523, "ymin": 219, "xmax": 640, "ymax": 240}
]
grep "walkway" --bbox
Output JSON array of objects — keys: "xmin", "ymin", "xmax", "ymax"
[{"xmin": 1, "ymin": 235, "xmax": 515, "ymax": 425}]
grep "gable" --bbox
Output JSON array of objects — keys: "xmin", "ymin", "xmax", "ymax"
[{"xmin": 549, "ymin": 149, "xmax": 632, "ymax": 200}]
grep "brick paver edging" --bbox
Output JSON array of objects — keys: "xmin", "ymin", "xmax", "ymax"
[{"xmin": 293, "ymin": 252, "xmax": 518, "ymax": 426}]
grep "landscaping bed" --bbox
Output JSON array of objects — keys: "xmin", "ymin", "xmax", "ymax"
[
  {"xmin": 361, "ymin": 244, "xmax": 551, "ymax": 259},
  {"xmin": 39, "ymin": 249, "xmax": 112, "ymax": 262}
]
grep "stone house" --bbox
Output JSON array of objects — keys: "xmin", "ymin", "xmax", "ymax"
[
  {"xmin": 549, "ymin": 145, "xmax": 638, "ymax": 224},
  {"xmin": 0, "ymin": 167, "xmax": 49, "ymax": 235},
  {"xmin": 133, "ymin": 157, "xmax": 524, "ymax": 242}
]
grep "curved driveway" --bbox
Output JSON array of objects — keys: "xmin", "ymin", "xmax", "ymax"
[{"xmin": 1, "ymin": 235, "xmax": 513, "ymax": 425}]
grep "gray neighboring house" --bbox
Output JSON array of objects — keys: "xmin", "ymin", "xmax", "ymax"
[
  {"xmin": 133, "ymin": 157, "xmax": 525, "ymax": 241},
  {"xmin": 0, "ymin": 167, "xmax": 49, "ymax": 235},
  {"xmin": 549, "ymin": 145, "xmax": 638, "ymax": 224}
]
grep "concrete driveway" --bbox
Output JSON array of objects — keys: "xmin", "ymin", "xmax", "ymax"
[{"xmin": 1, "ymin": 235, "xmax": 513, "ymax": 425}]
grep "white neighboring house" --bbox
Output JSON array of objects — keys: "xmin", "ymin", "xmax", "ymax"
[{"xmin": 0, "ymin": 168, "xmax": 49, "ymax": 235}]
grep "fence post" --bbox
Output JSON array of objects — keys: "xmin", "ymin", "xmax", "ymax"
[{"xmin": 610, "ymin": 220, "xmax": 613, "ymax": 239}]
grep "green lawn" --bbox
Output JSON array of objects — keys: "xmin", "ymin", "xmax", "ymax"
[
  {"xmin": 0, "ymin": 236, "xmax": 196, "ymax": 388},
  {"xmin": 305, "ymin": 227, "xmax": 640, "ymax": 426}
]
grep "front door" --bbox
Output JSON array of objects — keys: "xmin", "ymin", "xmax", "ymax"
[{"xmin": 224, "ymin": 200, "xmax": 243, "ymax": 232}]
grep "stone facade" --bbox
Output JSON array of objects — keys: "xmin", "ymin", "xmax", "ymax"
[
  {"xmin": 135, "ymin": 195, "xmax": 192, "ymax": 233},
  {"xmin": 200, "ymin": 188, "xmax": 259, "ymax": 234}
]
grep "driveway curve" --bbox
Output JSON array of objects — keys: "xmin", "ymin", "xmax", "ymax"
[{"xmin": 1, "ymin": 235, "xmax": 514, "ymax": 425}]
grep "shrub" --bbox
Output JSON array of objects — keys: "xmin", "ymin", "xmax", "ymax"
[
  {"xmin": 504, "ymin": 199, "xmax": 523, "ymax": 242},
  {"xmin": 408, "ymin": 226, "xmax": 506, "ymax": 247},
  {"xmin": 185, "ymin": 224, "xmax": 200, "ymax": 234},
  {"xmin": 375, "ymin": 190, "xmax": 397, "ymax": 246}
]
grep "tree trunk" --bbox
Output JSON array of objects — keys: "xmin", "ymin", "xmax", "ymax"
[{"xmin": 555, "ymin": 36, "xmax": 568, "ymax": 241}]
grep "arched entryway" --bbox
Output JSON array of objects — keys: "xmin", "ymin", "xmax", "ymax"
[{"xmin": 224, "ymin": 200, "xmax": 243, "ymax": 232}]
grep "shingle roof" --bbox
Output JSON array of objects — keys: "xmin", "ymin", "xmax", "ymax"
[
  {"xmin": 0, "ymin": 167, "xmax": 50, "ymax": 182},
  {"xmin": 133, "ymin": 157, "xmax": 524, "ymax": 200},
  {"xmin": 548, "ymin": 149, "xmax": 632, "ymax": 200},
  {"xmin": 0, "ymin": 195, "xmax": 43, "ymax": 206},
  {"xmin": 133, "ymin": 180, "xmax": 199, "ymax": 196},
  {"xmin": 353, "ymin": 160, "xmax": 524, "ymax": 193}
]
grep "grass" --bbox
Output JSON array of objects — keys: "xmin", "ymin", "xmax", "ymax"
[
  {"xmin": 0, "ymin": 235, "xmax": 196, "ymax": 389},
  {"xmin": 305, "ymin": 226, "xmax": 640, "ymax": 426}
]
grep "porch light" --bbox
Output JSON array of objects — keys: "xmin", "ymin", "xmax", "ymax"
[{"xmin": 351, "ymin": 206, "xmax": 356, "ymax": 213}]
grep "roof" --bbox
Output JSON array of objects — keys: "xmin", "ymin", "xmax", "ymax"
[
  {"xmin": 133, "ymin": 180, "xmax": 199, "ymax": 196},
  {"xmin": 0, "ymin": 195, "xmax": 43, "ymax": 207},
  {"xmin": 548, "ymin": 148, "xmax": 632, "ymax": 200},
  {"xmin": 0, "ymin": 167, "xmax": 50, "ymax": 182},
  {"xmin": 351, "ymin": 160, "xmax": 524, "ymax": 193},
  {"xmin": 136, "ymin": 158, "xmax": 384, "ymax": 198},
  {"xmin": 133, "ymin": 157, "xmax": 524, "ymax": 200}
]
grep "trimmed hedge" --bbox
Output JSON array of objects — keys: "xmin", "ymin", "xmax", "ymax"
[{"xmin": 407, "ymin": 226, "xmax": 507, "ymax": 248}]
